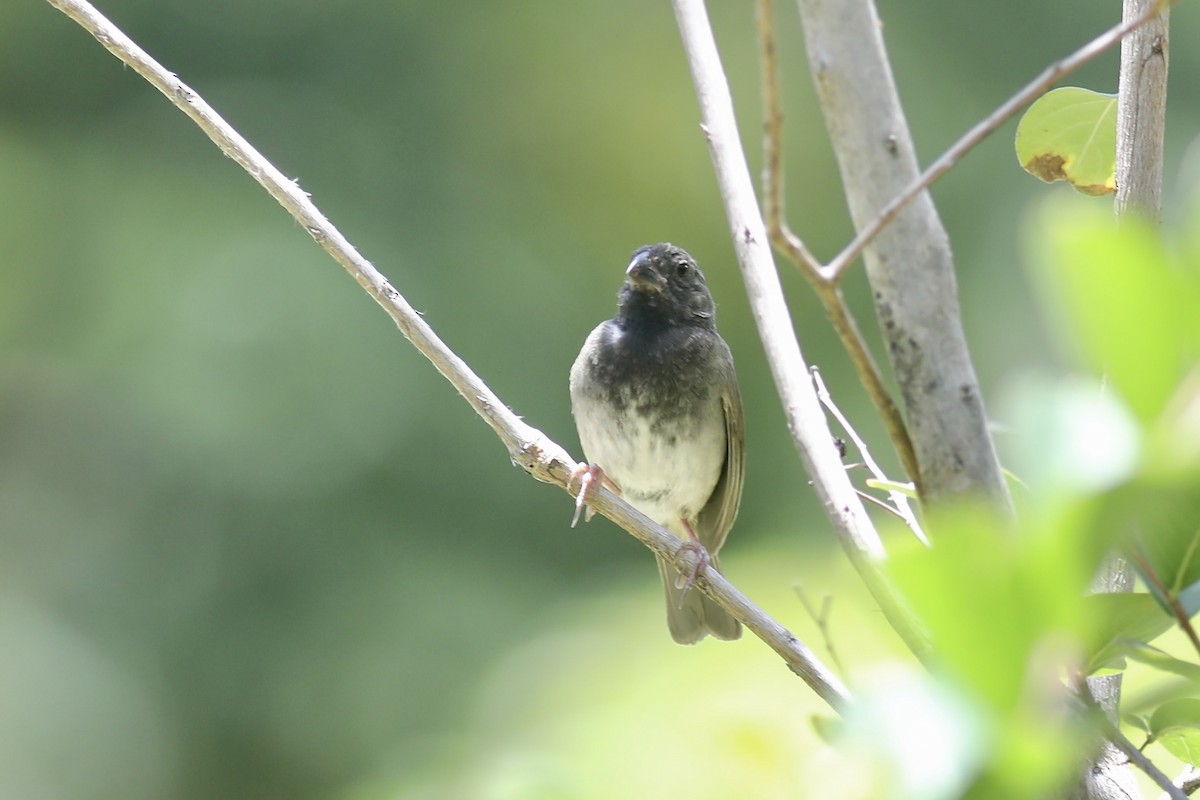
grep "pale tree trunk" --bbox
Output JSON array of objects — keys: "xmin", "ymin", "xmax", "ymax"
[{"xmin": 790, "ymin": 0, "xmax": 1011, "ymax": 513}]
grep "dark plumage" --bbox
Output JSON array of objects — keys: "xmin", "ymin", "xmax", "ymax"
[{"xmin": 570, "ymin": 243, "xmax": 745, "ymax": 644}]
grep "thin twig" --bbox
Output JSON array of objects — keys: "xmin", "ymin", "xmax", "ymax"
[
  {"xmin": 811, "ymin": 367, "xmax": 926, "ymax": 544},
  {"xmin": 755, "ymin": 0, "xmax": 921, "ymax": 492},
  {"xmin": 821, "ymin": 0, "xmax": 1171, "ymax": 283},
  {"xmin": 45, "ymin": 0, "xmax": 853, "ymax": 712},
  {"xmin": 853, "ymin": 488, "xmax": 901, "ymax": 515},
  {"xmin": 672, "ymin": 0, "xmax": 934, "ymax": 665},
  {"xmin": 795, "ymin": 588, "xmax": 846, "ymax": 677},
  {"xmin": 825, "ymin": 289, "xmax": 923, "ymax": 492},
  {"xmin": 756, "ymin": 0, "xmax": 820, "ymax": 275}
]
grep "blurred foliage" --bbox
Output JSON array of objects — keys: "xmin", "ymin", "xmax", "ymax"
[{"xmin": 3, "ymin": 2, "xmax": 1200, "ymax": 799}]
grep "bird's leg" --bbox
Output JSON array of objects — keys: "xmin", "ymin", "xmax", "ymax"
[
  {"xmin": 568, "ymin": 464, "xmax": 620, "ymax": 527},
  {"xmin": 674, "ymin": 519, "xmax": 711, "ymax": 601}
]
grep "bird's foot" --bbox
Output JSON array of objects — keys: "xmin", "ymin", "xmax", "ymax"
[
  {"xmin": 673, "ymin": 519, "xmax": 711, "ymax": 602},
  {"xmin": 568, "ymin": 463, "xmax": 620, "ymax": 527}
]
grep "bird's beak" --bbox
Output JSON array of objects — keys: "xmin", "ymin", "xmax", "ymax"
[{"xmin": 626, "ymin": 253, "xmax": 665, "ymax": 292}]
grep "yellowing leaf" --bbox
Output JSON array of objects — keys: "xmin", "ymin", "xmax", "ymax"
[{"xmin": 1016, "ymin": 87, "xmax": 1117, "ymax": 196}]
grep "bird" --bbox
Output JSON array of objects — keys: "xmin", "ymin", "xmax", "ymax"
[{"xmin": 569, "ymin": 243, "xmax": 745, "ymax": 644}]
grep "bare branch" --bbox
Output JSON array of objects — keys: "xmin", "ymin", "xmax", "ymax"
[
  {"xmin": 755, "ymin": 0, "xmax": 820, "ymax": 275},
  {"xmin": 672, "ymin": 0, "xmax": 933, "ymax": 664},
  {"xmin": 45, "ymin": 0, "xmax": 852, "ymax": 710},
  {"xmin": 794, "ymin": 588, "xmax": 845, "ymax": 677}
]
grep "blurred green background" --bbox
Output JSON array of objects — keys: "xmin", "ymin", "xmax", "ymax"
[{"xmin": 2, "ymin": 2, "xmax": 1198, "ymax": 798}]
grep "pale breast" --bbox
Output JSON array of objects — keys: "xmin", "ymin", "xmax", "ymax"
[{"xmin": 571, "ymin": 377, "xmax": 726, "ymax": 531}]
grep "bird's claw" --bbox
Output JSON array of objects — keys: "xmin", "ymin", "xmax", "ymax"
[
  {"xmin": 569, "ymin": 463, "xmax": 603, "ymax": 527},
  {"xmin": 674, "ymin": 520, "xmax": 711, "ymax": 603}
]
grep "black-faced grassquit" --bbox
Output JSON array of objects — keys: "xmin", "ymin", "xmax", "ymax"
[{"xmin": 570, "ymin": 243, "xmax": 744, "ymax": 644}]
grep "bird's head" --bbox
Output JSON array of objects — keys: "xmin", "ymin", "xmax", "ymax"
[{"xmin": 618, "ymin": 243, "xmax": 716, "ymax": 327}]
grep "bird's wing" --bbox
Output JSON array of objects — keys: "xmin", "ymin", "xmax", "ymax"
[{"xmin": 695, "ymin": 345, "xmax": 744, "ymax": 555}]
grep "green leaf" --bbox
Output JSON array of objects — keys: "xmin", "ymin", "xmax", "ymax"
[
  {"xmin": 864, "ymin": 478, "xmax": 918, "ymax": 498},
  {"xmin": 1082, "ymin": 594, "xmax": 1175, "ymax": 674},
  {"xmin": 1124, "ymin": 641, "xmax": 1200, "ymax": 685},
  {"xmin": 1016, "ymin": 87, "xmax": 1117, "ymax": 196},
  {"xmin": 889, "ymin": 504, "xmax": 1095, "ymax": 712},
  {"xmin": 809, "ymin": 714, "xmax": 840, "ymax": 746},
  {"xmin": 1121, "ymin": 713, "xmax": 1151, "ymax": 734},
  {"xmin": 1027, "ymin": 200, "xmax": 1196, "ymax": 423},
  {"xmin": 841, "ymin": 667, "xmax": 991, "ymax": 800},
  {"xmin": 1148, "ymin": 698, "xmax": 1200, "ymax": 762},
  {"xmin": 998, "ymin": 374, "xmax": 1139, "ymax": 495}
]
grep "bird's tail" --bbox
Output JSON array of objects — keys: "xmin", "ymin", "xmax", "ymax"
[{"xmin": 656, "ymin": 554, "xmax": 742, "ymax": 644}]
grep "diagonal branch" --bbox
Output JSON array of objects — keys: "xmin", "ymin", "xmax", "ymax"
[{"xmin": 44, "ymin": 0, "xmax": 853, "ymax": 711}]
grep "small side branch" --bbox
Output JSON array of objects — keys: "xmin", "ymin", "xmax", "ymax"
[
  {"xmin": 795, "ymin": 588, "xmax": 846, "ymax": 677},
  {"xmin": 756, "ymin": 0, "xmax": 820, "ymax": 275},
  {"xmin": 811, "ymin": 367, "xmax": 925, "ymax": 544}
]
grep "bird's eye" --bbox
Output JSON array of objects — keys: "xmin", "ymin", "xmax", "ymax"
[{"xmin": 675, "ymin": 262, "xmax": 691, "ymax": 277}]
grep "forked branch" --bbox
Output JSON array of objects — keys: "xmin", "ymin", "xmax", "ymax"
[{"xmin": 754, "ymin": 0, "xmax": 1170, "ymax": 503}]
